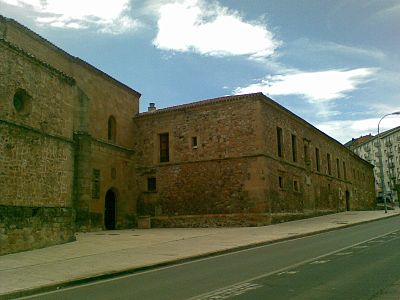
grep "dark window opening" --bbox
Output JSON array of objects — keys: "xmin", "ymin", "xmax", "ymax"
[
  {"xmin": 279, "ymin": 176, "xmax": 284, "ymax": 189},
  {"xmin": 108, "ymin": 116, "xmax": 116, "ymax": 143},
  {"xmin": 315, "ymin": 148, "xmax": 320, "ymax": 172},
  {"xmin": 293, "ymin": 180, "xmax": 299, "ymax": 192},
  {"xmin": 277, "ymin": 127, "xmax": 283, "ymax": 158},
  {"xmin": 327, "ymin": 153, "xmax": 332, "ymax": 175},
  {"xmin": 192, "ymin": 136, "xmax": 198, "ymax": 148},
  {"xmin": 160, "ymin": 133, "xmax": 169, "ymax": 162},
  {"xmin": 147, "ymin": 177, "xmax": 156, "ymax": 192},
  {"xmin": 336, "ymin": 158, "xmax": 341, "ymax": 178},
  {"xmin": 291, "ymin": 134, "xmax": 297, "ymax": 162},
  {"xmin": 13, "ymin": 88, "xmax": 32, "ymax": 115}
]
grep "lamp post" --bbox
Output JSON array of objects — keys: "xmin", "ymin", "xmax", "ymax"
[{"xmin": 377, "ymin": 111, "xmax": 400, "ymax": 213}]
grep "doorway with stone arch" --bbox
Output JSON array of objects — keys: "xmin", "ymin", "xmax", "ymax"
[{"xmin": 104, "ymin": 189, "xmax": 117, "ymax": 230}]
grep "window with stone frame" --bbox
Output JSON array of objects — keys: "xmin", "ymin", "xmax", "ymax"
[
  {"xmin": 159, "ymin": 133, "xmax": 169, "ymax": 162},
  {"xmin": 291, "ymin": 134, "xmax": 297, "ymax": 162},
  {"xmin": 147, "ymin": 177, "xmax": 156, "ymax": 192},
  {"xmin": 315, "ymin": 147, "xmax": 321, "ymax": 172},
  {"xmin": 277, "ymin": 127, "xmax": 283, "ymax": 158}
]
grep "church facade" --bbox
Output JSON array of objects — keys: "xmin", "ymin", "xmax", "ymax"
[{"xmin": 0, "ymin": 16, "xmax": 375, "ymax": 255}]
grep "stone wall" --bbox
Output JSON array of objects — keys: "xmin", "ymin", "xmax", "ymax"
[
  {"xmin": 1, "ymin": 17, "xmax": 142, "ymax": 233},
  {"xmin": 134, "ymin": 94, "xmax": 376, "ymax": 227},
  {"xmin": 134, "ymin": 96, "xmax": 265, "ymax": 220},
  {"xmin": 0, "ymin": 205, "xmax": 75, "ymax": 255},
  {"xmin": 0, "ymin": 37, "xmax": 76, "ymax": 254},
  {"xmin": 258, "ymin": 96, "xmax": 376, "ymax": 212}
]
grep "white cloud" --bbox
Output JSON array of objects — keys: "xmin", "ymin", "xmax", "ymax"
[
  {"xmin": 316, "ymin": 116, "xmax": 400, "ymax": 143},
  {"xmin": 234, "ymin": 68, "xmax": 376, "ymax": 103},
  {"xmin": 1, "ymin": 0, "xmax": 139, "ymax": 33},
  {"xmin": 153, "ymin": 0, "xmax": 279, "ymax": 59}
]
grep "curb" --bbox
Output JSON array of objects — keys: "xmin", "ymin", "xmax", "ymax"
[{"xmin": 1, "ymin": 212, "xmax": 399, "ymax": 299}]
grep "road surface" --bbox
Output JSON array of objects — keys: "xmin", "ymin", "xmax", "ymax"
[{"xmin": 22, "ymin": 216, "xmax": 400, "ymax": 300}]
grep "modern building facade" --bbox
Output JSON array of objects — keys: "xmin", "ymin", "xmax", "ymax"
[
  {"xmin": 0, "ymin": 16, "xmax": 376, "ymax": 255},
  {"xmin": 351, "ymin": 127, "xmax": 400, "ymax": 203}
]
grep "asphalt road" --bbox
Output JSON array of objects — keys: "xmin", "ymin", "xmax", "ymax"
[{"xmin": 23, "ymin": 216, "xmax": 400, "ymax": 300}]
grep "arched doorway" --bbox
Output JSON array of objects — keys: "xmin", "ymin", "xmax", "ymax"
[
  {"xmin": 345, "ymin": 191, "xmax": 350, "ymax": 211},
  {"xmin": 105, "ymin": 189, "xmax": 116, "ymax": 230}
]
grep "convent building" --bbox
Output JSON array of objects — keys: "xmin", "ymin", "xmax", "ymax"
[{"xmin": 0, "ymin": 16, "xmax": 375, "ymax": 255}]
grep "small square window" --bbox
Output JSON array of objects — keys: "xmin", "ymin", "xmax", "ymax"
[{"xmin": 147, "ymin": 177, "xmax": 156, "ymax": 192}]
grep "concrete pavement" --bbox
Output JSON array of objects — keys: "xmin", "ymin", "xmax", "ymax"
[{"xmin": 1, "ymin": 209, "xmax": 399, "ymax": 299}]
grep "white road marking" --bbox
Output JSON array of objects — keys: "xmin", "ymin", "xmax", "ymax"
[
  {"xmin": 22, "ymin": 229, "xmax": 400, "ymax": 299},
  {"xmin": 193, "ymin": 282, "xmax": 262, "ymax": 300},
  {"xmin": 310, "ymin": 260, "xmax": 330, "ymax": 265},
  {"xmin": 335, "ymin": 252, "xmax": 353, "ymax": 256}
]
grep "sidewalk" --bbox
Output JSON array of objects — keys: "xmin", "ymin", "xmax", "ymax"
[{"xmin": 1, "ymin": 209, "xmax": 399, "ymax": 299}]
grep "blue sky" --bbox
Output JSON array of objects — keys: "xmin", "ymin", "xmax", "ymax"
[{"xmin": 1, "ymin": 0, "xmax": 399, "ymax": 143}]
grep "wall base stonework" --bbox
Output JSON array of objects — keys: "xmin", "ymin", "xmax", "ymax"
[
  {"xmin": 150, "ymin": 210, "xmax": 339, "ymax": 228},
  {"xmin": 0, "ymin": 205, "xmax": 76, "ymax": 255}
]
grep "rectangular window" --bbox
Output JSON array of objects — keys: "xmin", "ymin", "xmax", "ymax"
[
  {"xmin": 327, "ymin": 153, "xmax": 332, "ymax": 175},
  {"xmin": 291, "ymin": 134, "xmax": 297, "ymax": 162},
  {"xmin": 343, "ymin": 161, "xmax": 347, "ymax": 180},
  {"xmin": 277, "ymin": 127, "xmax": 283, "ymax": 158},
  {"xmin": 147, "ymin": 177, "xmax": 156, "ymax": 192},
  {"xmin": 192, "ymin": 136, "xmax": 198, "ymax": 148},
  {"xmin": 92, "ymin": 169, "xmax": 100, "ymax": 199},
  {"xmin": 279, "ymin": 176, "xmax": 284, "ymax": 189},
  {"xmin": 336, "ymin": 158, "xmax": 341, "ymax": 178},
  {"xmin": 315, "ymin": 148, "xmax": 320, "ymax": 172},
  {"xmin": 159, "ymin": 133, "xmax": 169, "ymax": 162},
  {"xmin": 293, "ymin": 180, "xmax": 299, "ymax": 192}
]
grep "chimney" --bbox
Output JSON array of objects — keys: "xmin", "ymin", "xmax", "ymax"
[{"xmin": 148, "ymin": 103, "xmax": 156, "ymax": 112}]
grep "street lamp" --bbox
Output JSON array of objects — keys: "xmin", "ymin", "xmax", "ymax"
[{"xmin": 377, "ymin": 111, "xmax": 400, "ymax": 213}]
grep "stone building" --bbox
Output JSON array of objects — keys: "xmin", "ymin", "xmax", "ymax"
[
  {"xmin": 0, "ymin": 15, "xmax": 141, "ymax": 255},
  {"xmin": 134, "ymin": 94, "xmax": 376, "ymax": 227},
  {"xmin": 0, "ymin": 16, "xmax": 375, "ymax": 255},
  {"xmin": 351, "ymin": 127, "xmax": 400, "ymax": 203}
]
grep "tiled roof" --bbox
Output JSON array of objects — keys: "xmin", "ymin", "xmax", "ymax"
[{"xmin": 138, "ymin": 92, "xmax": 263, "ymax": 116}]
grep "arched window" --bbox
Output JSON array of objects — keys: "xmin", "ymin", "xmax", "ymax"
[{"xmin": 108, "ymin": 116, "xmax": 116, "ymax": 143}]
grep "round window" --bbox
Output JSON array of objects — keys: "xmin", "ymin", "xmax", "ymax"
[{"xmin": 13, "ymin": 89, "xmax": 32, "ymax": 115}]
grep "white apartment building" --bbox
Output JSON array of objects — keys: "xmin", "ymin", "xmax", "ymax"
[{"xmin": 352, "ymin": 126, "xmax": 400, "ymax": 203}]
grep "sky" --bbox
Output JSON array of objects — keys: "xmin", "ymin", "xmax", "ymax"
[{"xmin": 1, "ymin": 0, "xmax": 399, "ymax": 143}]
